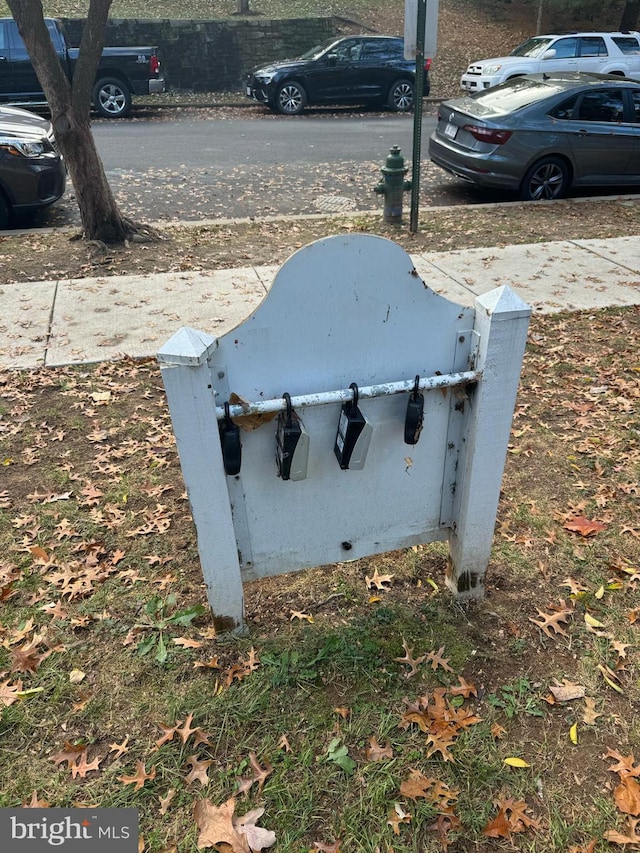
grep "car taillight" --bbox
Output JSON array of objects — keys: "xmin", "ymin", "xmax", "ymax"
[
  {"xmin": 424, "ymin": 58, "xmax": 432, "ymax": 71},
  {"xmin": 150, "ymin": 55, "xmax": 160, "ymax": 75},
  {"xmin": 463, "ymin": 124, "xmax": 512, "ymax": 144}
]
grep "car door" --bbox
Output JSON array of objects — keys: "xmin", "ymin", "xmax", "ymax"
[
  {"xmin": 576, "ymin": 36, "xmax": 610, "ymax": 73},
  {"xmin": 628, "ymin": 87, "xmax": 640, "ymax": 178},
  {"xmin": 6, "ymin": 18, "xmax": 44, "ymax": 96},
  {"xmin": 564, "ymin": 88, "xmax": 635, "ymax": 182},
  {"xmin": 308, "ymin": 38, "xmax": 367, "ymax": 102},
  {"xmin": 540, "ymin": 37, "xmax": 579, "ymax": 73},
  {"xmin": 351, "ymin": 39, "xmax": 403, "ymax": 101},
  {"xmin": 0, "ymin": 20, "xmax": 11, "ymax": 96}
]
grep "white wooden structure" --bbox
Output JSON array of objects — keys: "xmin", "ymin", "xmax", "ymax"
[{"xmin": 158, "ymin": 235, "xmax": 530, "ymax": 632}]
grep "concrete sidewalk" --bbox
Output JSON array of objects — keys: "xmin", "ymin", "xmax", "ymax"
[{"xmin": 1, "ymin": 235, "xmax": 639, "ymax": 370}]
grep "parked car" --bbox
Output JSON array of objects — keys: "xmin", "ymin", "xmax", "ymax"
[
  {"xmin": 460, "ymin": 31, "xmax": 640, "ymax": 92},
  {"xmin": 429, "ymin": 73, "xmax": 640, "ymax": 201},
  {"xmin": 0, "ymin": 104, "xmax": 65, "ymax": 229},
  {"xmin": 244, "ymin": 35, "xmax": 431, "ymax": 115},
  {"xmin": 0, "ymin": 17, "xmax": 165, "ymax": 118}
]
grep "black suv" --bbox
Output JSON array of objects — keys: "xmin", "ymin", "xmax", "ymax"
[{"xmin": 245, "ymin": 36, "xmax": 431, "ymax": 116}]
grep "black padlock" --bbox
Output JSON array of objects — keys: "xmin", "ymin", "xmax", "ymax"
[
  {"xmin": 404, "ymin": 375, "xmax": 424, "ymax": 445},
  {"xmin": 334, "ymin": 382, "xmax": 373, "ymax": 470},
  {"xmin": 219, "ymin": 402, "xmax": 241, "ymax": 475},
  {"xmin": 276, "ymin": 393, "xmax": 309, "ymax": 481}
]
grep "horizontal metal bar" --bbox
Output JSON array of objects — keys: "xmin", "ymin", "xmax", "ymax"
[{"xmin": 215, "ymin": 370, "xmax": 481, "ymax": 420}]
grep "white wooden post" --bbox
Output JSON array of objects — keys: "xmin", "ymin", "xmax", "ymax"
[
  {"xmin": 446, "ymin": 285, "xmax": 531, "ymax": 598},
  {"xmin": 157, "ymin": 327, "xmax": 245, "ymax": 632}
]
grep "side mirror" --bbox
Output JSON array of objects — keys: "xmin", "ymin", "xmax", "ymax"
[
  {"xmin": 327, "ymin": 53, "xmax": 338, "ymax": 66},
  {"xmin": 542, "ymin": 48, "xmax": 557, "ymax": 59}
]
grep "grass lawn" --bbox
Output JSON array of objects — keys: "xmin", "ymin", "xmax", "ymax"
[{"xmin": 1, "ymin": 303, "xmax": 639, "ymax": 852}]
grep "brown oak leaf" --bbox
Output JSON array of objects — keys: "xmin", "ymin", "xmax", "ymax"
[
  {"xmin": 614, "ymin": 777, "xmax": 640, "ymax": 816},
  {"xmin": 606, "ymin": 749, "xmax": 640, "ymax": 778},
  {"xmin": 603, "ymin": 819, "xmax": 640, "ymax": 846},
  {"xmin": 185, "ymin": 755, "xmax": 213, "ymax": 787},
  {"xmin": 0, "ymin": 678, "xmax": 23, "ymax": 707},
  {"xmin": 119, "ymin": 760, "xmax": 156, "ymax": 791},
  {"xmin": 364, "ymin": 568, "xmax": 394, "ymax": 590},
  {"xmin": 426, "ymin": 646, "xmax": 454, "ymax": 673},
  {"xmin": 447, "ymin": 675, "xmax": 477, "ymax": 698},
  {"xmin": 365, "ymin": 736, "xmax": 393, "ymax": 762},
  {"xmin": 159, "ymin": 789, "xmax": 176, "ymax": 816},
  {"xmin": 387, "ymin": 802, "xmax": 411, "ymax": 835},
  {"xmin": 22, "ymin": 791, "xmax": 50, "ymax": 808},
  {"xmin": 529, "ymin": 607, "xmax": 572, "ymax": 638},
  {"xmin": 394, "ymin": 638, "xmax": 425, "ymax": 678},
  {"xmin": 582, "ymin": 697, "xmax": 602, "ymax": 726},
  {"xmin": 193, "ymin": 797, "xmax": 250, "ymax": 852},
  {"xmin": 563, "ymin": 516, "xmax": 607, "ymax": 537}
]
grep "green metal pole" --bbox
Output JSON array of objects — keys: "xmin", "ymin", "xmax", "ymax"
[{"xmin": 409, "ymin": 0, "xmax": 427, "ymax": 233}]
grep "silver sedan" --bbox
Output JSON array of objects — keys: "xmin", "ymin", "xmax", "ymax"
[{"xmin": 428, "ymin": 72, "xmax": 640, "ymax": 200}]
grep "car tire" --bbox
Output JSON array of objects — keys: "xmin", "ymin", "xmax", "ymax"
[
  {"xmin": 92, "ymin": 78, "xmax": 133, "ymax": 118},
  {"xmin": 0, "ymin": 192, "xmax": 10, "ymax": 230},
  {"xmin": 388, "ymin": 79, "xmax": 415, "ymax": 112},
  {"xmin": 275, "ymin": 82, "xmax": 307, "ymax": 116},
  {"xmin": 519, "ymin": 156, "xmax": 570, "ymax": 201}
]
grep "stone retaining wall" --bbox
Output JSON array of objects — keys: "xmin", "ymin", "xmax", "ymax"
[{"xmin": 60, "ymin": 17, "xmax": 337, "ymax": 92}]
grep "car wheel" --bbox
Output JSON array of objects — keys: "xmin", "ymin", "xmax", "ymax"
[
  {"xmin": 276, "ymin": 82, "xmax": 307, "ymax": 116},
  {"xmin": 92, "ymin": 78, "xmax": 133, "ymax": 118},
  {"xmin": 519, "ymin": 156, "xmax": 570, "ymax": 201},
  {"xmin": 388, "ymin": 79, "xmax": 414, "ymax": 112}
]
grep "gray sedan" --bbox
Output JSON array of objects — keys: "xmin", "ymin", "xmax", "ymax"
[{"xmin": 428, "ymin": 73, "xmax": 640, "ymax": 200}]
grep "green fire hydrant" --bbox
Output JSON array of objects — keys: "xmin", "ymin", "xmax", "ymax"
[{"xmin": 374, "ymin": 145, "xmax": 411, "ymax": 223}]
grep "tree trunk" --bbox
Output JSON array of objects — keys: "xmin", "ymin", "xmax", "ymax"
[
  {"xmin": 6, "ymin": 0, "xmax": 152, "ymax": 245},
  {"xmin": 238, "ymin": 0, "xmax": 251, "ymax": 12},
  {"xmin": 536, "ymin": 0, "xmax": 545, "ymax": 34},
  {"xmin": 620, "ymin": 0, "xmax": 640, "ymax": 29}
]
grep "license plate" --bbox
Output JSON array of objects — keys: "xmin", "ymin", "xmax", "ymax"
[
  {"xmin": 444, "ymin": 122, "xmax": 458, "ymax": 140},
  {"xmin": 246, "ymin": 86, "xmax": 252, "ymax": 97}
]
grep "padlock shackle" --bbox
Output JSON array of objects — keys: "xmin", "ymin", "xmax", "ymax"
[
  {"xmin": 412, "ymin": 374, "xmax": 420, "ymax": 401},
  {"xmin": 282, "ymin": 392, "xmax": 293, "ymax": 426},
  {"xmin": 349, "ymin": 382, "xmax": 359, "ymax": 412}
]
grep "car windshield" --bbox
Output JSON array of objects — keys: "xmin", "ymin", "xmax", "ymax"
[
  {"xmin": 470, "ymin": 76, "xmax": 573, "ymax": 114},
  {"xmin": 299, "ymin": 38, "xmax": 344, "ymax": 60},
  {"xmin": 510, "ymin": 37, "xmax": 554, "ymax": 57}
]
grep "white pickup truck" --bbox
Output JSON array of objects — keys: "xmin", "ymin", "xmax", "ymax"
[{"xmin": 460, "ymin": 32, "xmax": 640, "ymax": 92}]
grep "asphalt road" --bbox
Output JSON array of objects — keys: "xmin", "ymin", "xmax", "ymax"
[{"xmin": 36, "ymin": 106, "xmax": 488, "ymax": 228}]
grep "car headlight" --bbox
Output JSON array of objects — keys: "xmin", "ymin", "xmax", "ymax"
[
  {"xmin": 482, "ymin": 64, "xmax": 502, "ymax": 74},
  {"xmin": 255, "ymin": 73, "xmax": 276, "ymax": 85},
  {"xmin": 0, "ymin": 138, "xmax": 52, "ymax": 158}
]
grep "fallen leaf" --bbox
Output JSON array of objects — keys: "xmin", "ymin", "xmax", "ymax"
[
  {"xmin": 549, "ymin": 680, "xmax": 586, "ymax": 702},
  {"xmin": 289, "ymin": 610, "xmax": 314, "ymax": 623},
  {"xmin": 364, "ymin": 568, "xmax": 394, "ymax": 590},
  {"xmin": 614, "ymin": 776, "xmax": 640, "ymax": 816},
  {"xmin": 387, "ymin": 802, "xmax": 411, "ymax": 835},
  {"xmin": 159, "ymin": 789, "xmax": 176, "ymax": 816},
  {"xmin": 365, "ymin": 736, "xmax": 393, "ymax": 762},
  {"xmin": 193, "ymin": 797, "xmax": 249, "ymax": 852},
  {"xmin": 504, "ymin": 757, "xmax": 530, "ymax": 768},
  {"xmin": 426, "ymin": 646, "xmax": 454, "ymax": 673},
  {"xmin": 563, "ymin": 516, "xmax": 607, "ymax": 536},
  {"xmin": 394, "ymin": 638, "xmax": 425, "ymax": 678},
  {"xmin": 119, "ymin": 760, "xmax": 156, "ymax": 791},
  {"xmin": 569, "ymin": 722, "xmax": 579, "ymax": 744},
  {"xmin": 234, "ymin": 806, "xmax": 276, "ymax": 851},
  {"xmin": 185, "ymin": 754, "xmax": 213, "ymax": 786},
  {"xmin": 582, "ymin": 697, "xmax": 601, "ymax": 725}
]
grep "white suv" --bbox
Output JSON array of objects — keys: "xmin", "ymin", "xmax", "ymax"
[{"xmin": 461, "ymin": 32, "xmax": 640, "ymax": 92}]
